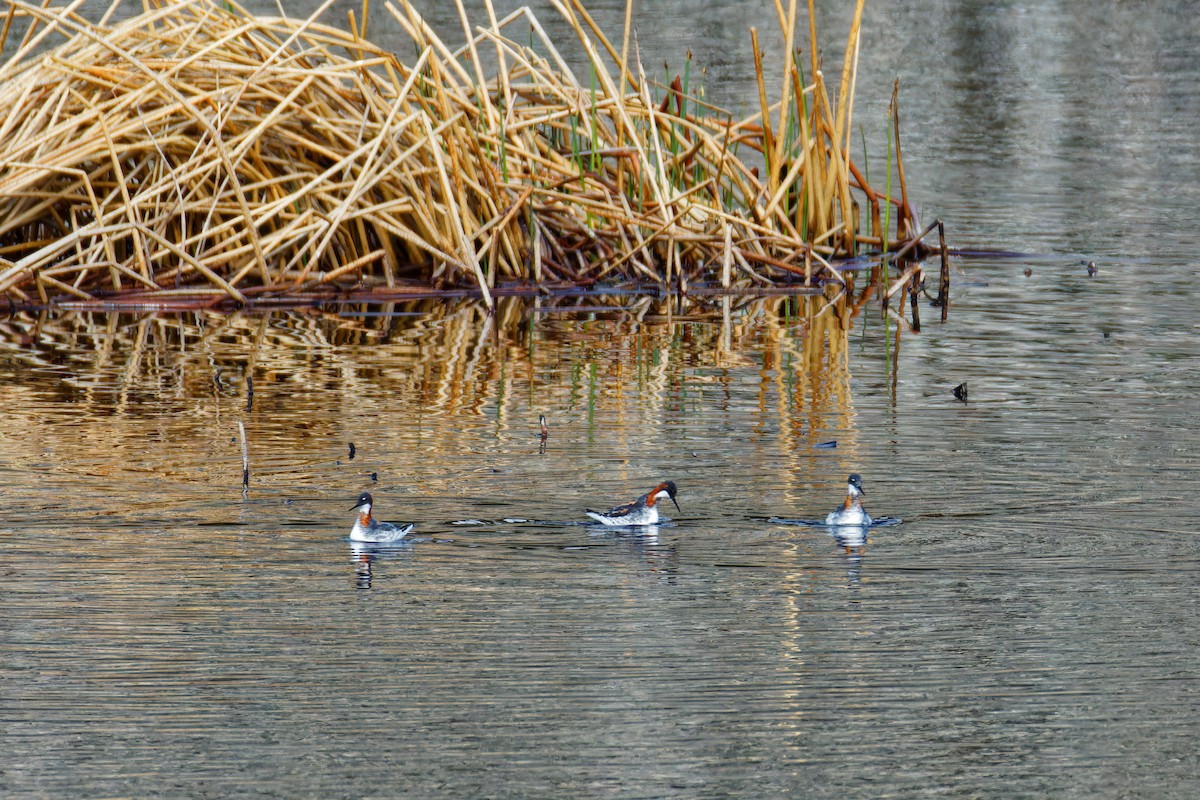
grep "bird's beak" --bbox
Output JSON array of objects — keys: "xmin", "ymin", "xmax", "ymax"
[{"xmin": 671, "ymin": 496, "xmax": 681, "ymax": 513}]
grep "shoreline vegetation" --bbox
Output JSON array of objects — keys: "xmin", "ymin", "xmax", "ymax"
[{"xmin": 0, "ymin": 0, "xmax": 937, "ymax": 315}]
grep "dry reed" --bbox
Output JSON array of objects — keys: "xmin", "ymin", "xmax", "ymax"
[{"xmin": 0, "ymin": 0, "xmax": 918, "ymax": 309}]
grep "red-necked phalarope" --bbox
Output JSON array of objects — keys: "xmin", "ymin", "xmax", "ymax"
[
  {"xmin": 586, "ymin": 481, "xmax": 679, "ymax": 526},
  {"xmin": 825, "ymin": 474, "xmax": 872, "ymax": 526},
  {"xmin": 349, "ymin": 492, "xmax": 414, "ymax": 543}
]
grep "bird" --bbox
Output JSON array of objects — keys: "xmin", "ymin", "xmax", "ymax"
[
  {"xmin": 586, "ymin": 481, "xmax": 679, "ymax": 526},
  {"xmin": 348, "ymin": 492, "xmax": 414, "ymax": 543},
  {"xmin": 824, "ymin": 474, "xmax": 872, "ymax": 527}
]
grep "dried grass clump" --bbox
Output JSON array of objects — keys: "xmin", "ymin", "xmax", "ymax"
[{"xmin": 0, "ymin": 0, "xmax": 915, "ymax": 308}]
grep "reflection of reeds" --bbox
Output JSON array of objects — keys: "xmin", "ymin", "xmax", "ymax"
[
  {"xmin": 0, "ymin": 0, "xmax": 917, "ymax": 309},
  {"xmin": 0, "ymin": 293, "xmax": 879, "ymax": 507},
  {"xmin": 0, "ymin": 292, "xmax": 858, "ymax": 419}
]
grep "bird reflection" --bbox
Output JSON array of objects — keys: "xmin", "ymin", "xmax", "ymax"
[
  {"xmin": 828, "ymin": 523, "xmax": 868, "ymax": 553},
  {"xmin": 350, "ymin": 540, "xmax": 413, "ymax": 589},
  {"xmin": 590, "ymin": 524, "xmax": 679, "ymax": 583},
  {"xmin": 826, "ymin": 524, "xmax": 867, "ymax": 591},
  {"xmin": 838, "ymin": 549, "xmax": 864, "ymax": 592}
]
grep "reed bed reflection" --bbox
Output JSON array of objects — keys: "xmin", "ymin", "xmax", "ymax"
[{"xmin": 0, "ymin": 290, "xmax": 868, "ymax": 492}]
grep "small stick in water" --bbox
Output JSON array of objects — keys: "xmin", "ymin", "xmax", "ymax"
[
  {"xmin": 909, "ymin": 272, "xmax": 921, "ymax": 332},
  {"xmin": 246, "ymin": 375, "xmax": 254, "ymax": 413},
  {"xmin": 238, "ymin": 420, "xmax": 249, "ymax": 490},
  {"xmin": 937, "ymin": 220, "xmax": 950, "ymax": 322}
]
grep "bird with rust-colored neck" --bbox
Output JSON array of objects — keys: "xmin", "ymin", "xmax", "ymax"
[
  {"xmin": 825, "ymin": 474, "xmax": 872, "ymax": 527},
  {"xmin": 348, "ymin": 492, "xmax": 414, "ymax": 543},
  {"xmin": 586, "ymin": 481, "xmax": 680, "ymax": 526}
]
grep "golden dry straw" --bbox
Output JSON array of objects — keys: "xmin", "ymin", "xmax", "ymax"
[{"xmin": 0, "ymin": 0, "xmax": 916, "ymax": 308}]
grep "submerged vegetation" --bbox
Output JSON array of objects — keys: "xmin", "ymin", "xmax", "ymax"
[{"xmin": 0, "ymin": 0, "xmax": 928, "ymax": 311}]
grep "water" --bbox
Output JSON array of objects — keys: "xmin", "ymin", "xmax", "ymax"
[{"xmin": 4, "ymin": 1, "xmax": 1200, "ymax": 797}]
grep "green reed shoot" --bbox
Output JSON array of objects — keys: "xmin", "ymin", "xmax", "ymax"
[{"xmin": 499, "ymin": 101, "xmax": 509, "ymax": 183}]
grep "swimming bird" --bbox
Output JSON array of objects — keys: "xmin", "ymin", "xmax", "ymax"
[
  {"xmin": 349, "ymin": 492, "xmax": 414, "ymax": 543},
  {"xmin": 825, "ymin": 474, "xmax": 872, "ymax": 527},
  {"xmin": 586, "ymin": 481, "xmax": 679, "ymax": 526}
]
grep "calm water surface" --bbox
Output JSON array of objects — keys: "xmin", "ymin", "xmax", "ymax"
[{"xmin": 3, "ymin": 0, "xmax": 1200, "ymax": 797}]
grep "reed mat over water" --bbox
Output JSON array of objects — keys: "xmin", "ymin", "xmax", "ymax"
[{"xmin": 0, "ymin": 0, "xmax": 919, "ymax": 310}]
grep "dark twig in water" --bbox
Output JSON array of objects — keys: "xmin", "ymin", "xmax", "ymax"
[
  {"xmin": 238, "ymin": 420, "xmax": 250, "ymax": 491},
  {"xmin": 909, "ymin": 275, "xmax": 921, "ymax": 332},
  {"xmin": 937, "ymin": 220, "xmax": 950, "ymax": 322},
  {"xmin": 888, "ymin": 219, "xmax": 940, "ymax": 264}
]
